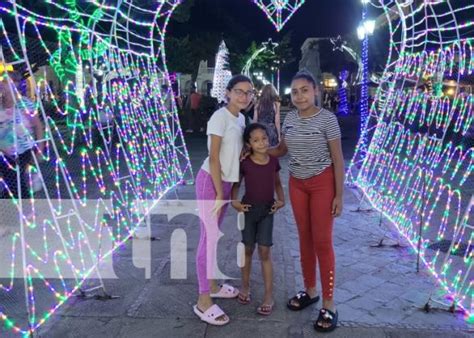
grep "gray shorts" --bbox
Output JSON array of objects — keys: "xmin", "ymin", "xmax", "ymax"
[{"xmin": 241, "ymin": 203, "xmax": 274, "ymax": 247}]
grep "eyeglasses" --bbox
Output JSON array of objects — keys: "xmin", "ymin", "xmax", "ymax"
[{"xmin": 232, "ymin": 88, "xmax": 256, "ymax": 98}]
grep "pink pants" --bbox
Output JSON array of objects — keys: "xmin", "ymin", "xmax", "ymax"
[{"xmin": 195, "ymin": 169, "xmax": 232, "ymax": 294}]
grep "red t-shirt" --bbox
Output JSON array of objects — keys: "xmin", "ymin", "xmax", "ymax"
[
  {"xmin": 240, "ymin": 155, "xmax": 280, "ymax": 204},
  {"xmin": 190, "ymin": 92, "xmax": 202, "ymax": 110}
]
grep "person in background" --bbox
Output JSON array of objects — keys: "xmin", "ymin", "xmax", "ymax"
[
  {"xmin": 0, "ymin": 70, "xmax": 44, "ymax": 199},
  {"xmin": 185, "ymin": 86, "xmax": 203, "ymax": 133},
  {"xmin": 254, "ymin": 84, "xmax": 281, "ymax": 147},
  {"xmin": 241, "ymin": 96, "xmax": 255, "ymax": 127}
]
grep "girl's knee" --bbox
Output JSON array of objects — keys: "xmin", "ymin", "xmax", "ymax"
[
  {"xmin": 258, "ymin": 246, "xmax": 271, "ymax": 261},
  {"xmin": 313, "ymin": 238, "xmax": 333, "ymax": 252},
  {"xmin": 245, "ymin": 245, "xmax": 255, "ymax": 256}
]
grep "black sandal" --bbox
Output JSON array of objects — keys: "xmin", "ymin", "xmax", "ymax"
[
  {"xmin": 314, "ymin": 308, "xmax": 338, "ymax": 332},
  {"xmin": 287, "ymin": 291, "xmax": 320, "ymax": 311}
]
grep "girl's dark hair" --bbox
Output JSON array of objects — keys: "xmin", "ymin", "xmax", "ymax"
[
  {"xmin": 226, "ymin": 74, "xmax": 253, "ymax": 91},
  {"xmin": 243, "ymin": 123, "xmax": 267, "ymax": 145},
  {"xmin": 257, "ymin": 84, "xmax": 278, "ymax": 120},
  {"xmin": 291, "ymin": 69, "xmax": 317, "ymax": 88}
]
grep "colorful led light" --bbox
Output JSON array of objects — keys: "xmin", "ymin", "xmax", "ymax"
[
  {"xmin": 0, "ymin": 0, "xmax": 191, "ymax": 335},
  {"xmin": 348, "ymin": 0, "xmax": 473, "ymax": 318},
  {"xmin": 0, "ymin": 0, "xmax": 304, "ymax": 334},
  {"xmin": 338, "ymin": 70, "xmax": 350, "ymax": 115},
  {"xmin": 252, "ymin": 0, "xmax": 306, "ymax": 32},
  {"xmin": 211, "ymin": 40, "xmax": 233, "ymax": 104}
]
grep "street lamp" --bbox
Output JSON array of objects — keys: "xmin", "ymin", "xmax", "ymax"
[{"xmin": 357, "ymin": 19, "xmax": 375, "ymax": 40}]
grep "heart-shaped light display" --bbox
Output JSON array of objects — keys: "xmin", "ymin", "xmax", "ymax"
[{"xmin": 252, "ymin": 0, "xmax": 306, "ymax": 31}]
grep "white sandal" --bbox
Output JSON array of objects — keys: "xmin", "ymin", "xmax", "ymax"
[
  {"xmin": 193, "ymin": 304, "xmax": 229, "ymax": 326},
  {"xmin": 210, "ymin": 284, "xmax": 239, "ymax": 299}
]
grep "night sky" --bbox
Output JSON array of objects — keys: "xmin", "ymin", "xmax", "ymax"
[
  {"xmin": 168, "ymin": 0, "xmax": 377, "ymax": 85},
  {"xmin": 185, "ymin": 0, "xmax": 362, "ymax": 39}
]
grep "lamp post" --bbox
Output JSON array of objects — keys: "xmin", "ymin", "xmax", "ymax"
[{"xmin": 358, "ymin": 0, "xmax": 375, "ymax": 157}]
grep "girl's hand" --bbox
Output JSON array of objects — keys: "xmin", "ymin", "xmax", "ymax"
[
  {"xmin": 212, "ymin": 193, "xmax": 226, "ymax": 217},
  {"xmin": 331, "ymin": 196, "xmax": 343, "ymax": 217},
  {"xmin": 240, "ymin": 146, "xmax": 251, "ymax": 161},
  {"xmin": 231, "ymin": 200, "xmax": 251, "ymax": 212},
  {"xmin": 270, "ymin": 200, "xmax": 285, "ymax": 214}
]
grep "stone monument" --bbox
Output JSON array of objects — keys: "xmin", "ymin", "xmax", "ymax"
[{"xmin": 299, "ymin": 38, "xmax": 323, "ymax": 106}]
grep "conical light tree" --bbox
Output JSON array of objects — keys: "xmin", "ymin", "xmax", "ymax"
[{"xmin": 211, "ymin": 40, "xmax": 233, "ymax": 104}]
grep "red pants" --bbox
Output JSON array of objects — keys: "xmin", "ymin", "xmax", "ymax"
[{"xmin": 289, "ymin": 166, "xmax": 335, "ymax": 300}]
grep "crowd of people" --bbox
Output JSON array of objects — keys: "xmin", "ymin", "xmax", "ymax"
[
  {"xmin": 323, "ymin": 91, "xmax": 364, "ymax": 114},
  {"xmin": 180, "ymin": 82, "xmax": 283, "ymax": 140},
  {"xmin": 179, "ymin": 81, "xmax": 362, "ymax": 139}
]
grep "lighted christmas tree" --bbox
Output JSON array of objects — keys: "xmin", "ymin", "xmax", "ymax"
[{"xmin": 211, "ymin": 40, "xmax": 233, "ymax": 104}]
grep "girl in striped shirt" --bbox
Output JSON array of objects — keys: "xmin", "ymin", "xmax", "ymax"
[{"xmin": 269, "ymin": 70, "xmax": 344, "ymax": 332}]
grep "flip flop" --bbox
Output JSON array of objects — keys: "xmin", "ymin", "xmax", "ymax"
[
  {"xmin": 210, "ymin": 284, "xmax": 239, "ymax": 299},
  {"xmin": 314, "ymin": 308, "xmax": 338, "ymax": 332},
  {"xmin": 287, "ymin": 291, "xmax": 320, "ymax": 311},
  {"xmin": 193, "ymin": 304, "xmax": 229, "ymax": 326},
  {"xmin": 257, "ymin": 302, "xmax": 274, "ymax": 316},
  {"xmin": 237, "ymin": 292, "xmax": 251, "ymax": 305}
]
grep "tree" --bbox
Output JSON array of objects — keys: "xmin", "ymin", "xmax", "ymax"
[
  {"xmin": 235, "ymin": 32, "xmax": 296, "ymax": 86},
  {"xmin": 171, "ymin": 0, "xmax": 195, "ymax": 23},
  {"xmin": 164, "ymin": 31, "xmax": 221, "ymax": 80},
  {"xmin": 211, "ymin": 41, "xmax": 232, "ymax": 104},
  {"xmin": 273, "ymin": 32, "xmax": 297, "ymax": 71},
  {"xmin": 165, "ymin": 35, "xmax": 194, "ymax": 74}
]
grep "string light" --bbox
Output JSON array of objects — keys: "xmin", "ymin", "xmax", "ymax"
[
  {"xmin": 0, "ymin": 1, "xmax": 472, "ymax": 335},
  {"xmin": 0, "ymin": 1, "xmax": 191, "ymax": 335},
  {"xmin": 348, "ymin": 0, "xmax": 473, "ymax": 319},
  {"xmin": 0, "ymin": 0, "xmax": 307, "ymax": 334},
  {"xmin": 252, "ymin": 0, "xmax": 306, "ymax": 32},
  {"xmin": 211, "ymin": 41, "xmax": 233, "ymax": 104},
  {"xmin": 338, "ymin": 70, "xmax": 350, "ymax": 115}
]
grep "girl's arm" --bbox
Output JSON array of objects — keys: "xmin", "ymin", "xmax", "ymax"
[
  {"xmin": 274, "ymin": 171, "xmax": 285, "ymax": 204},
  {"xmin": 270, "ymin": 171, "xmax": 285, "ymax": 213},
  {"xmin": 231, "ymin": 179, "xmax": 240, "ymax": 204},
  {"xmin": 209, "ymin": 134, "xmax": 224, "ymax": 198},
  {"xmin": 274, "ymin": 102, "xmax": 281, "ymax": 142},
  {"xmin": 253, "ymin": 103, "xmax": 259, "ymax": 122},
  {"xmin": 328, "ymin": 138, "xmax": 345, "ymax": 217},
  {"xmin": 231, "ymin": 175, "xmax": 251, "ymax": 212},
  {"xmin": 267, "ymin": 137, "xmax": 287, "ymax": 158}
]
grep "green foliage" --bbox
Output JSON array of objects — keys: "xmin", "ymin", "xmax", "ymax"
[
  {"xmin": 171, "ymin": 0, "xmax": 195, "ymax": 23},
  {"xmin": 274, "ymin": 32, "xmax": 296, "ymax": 68},
  {"xmin": 165, "ymin": 36, "xmax": 194, "ymax": 74},
  {"xmin": 165, "ymin": 32, "xmax": 221, "ymax": 79},
  {"xmin": 235, "ymin": 32, "xmax": 296, "ymax": 81}
]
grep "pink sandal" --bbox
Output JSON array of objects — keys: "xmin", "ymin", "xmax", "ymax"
[
  {"xmin": 193, "ymin": 304, "xmax": 229, "ymax": 326},
  {"xmin": 210, "ymin": 284, "xmax": 239, "ymax": 299}
]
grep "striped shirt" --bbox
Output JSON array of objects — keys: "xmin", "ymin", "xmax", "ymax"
[{"xmin": 282, "ymin": 109, "xmax": 341, "ymax": 179}]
